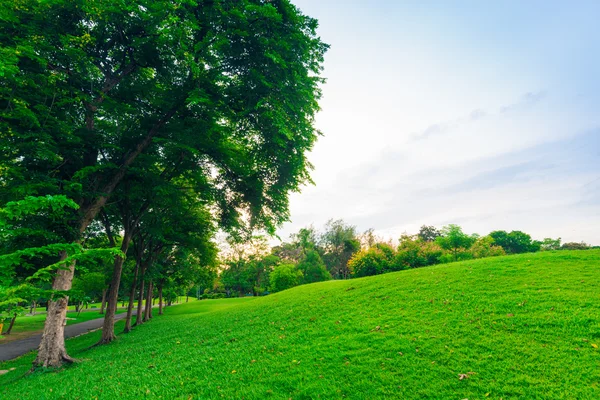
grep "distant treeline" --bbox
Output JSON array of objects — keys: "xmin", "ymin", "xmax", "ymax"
[{"xmin": 205, "ymin": 221, "xmax": 594, "ymax": 298}]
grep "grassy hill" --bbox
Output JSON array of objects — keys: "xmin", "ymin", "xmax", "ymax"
[{"xmin": 1, "ymin": 250, "xmax": 598, "ymax": 399}]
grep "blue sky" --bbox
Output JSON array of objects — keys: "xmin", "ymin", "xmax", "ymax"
[{"xmin": 276, "ymin": 0, "xmax": 600, "ymax": 244}]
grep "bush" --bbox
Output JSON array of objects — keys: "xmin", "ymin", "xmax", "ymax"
[
  {"xmin": 349, "ymin": 245, "xmax": 395, "ymax": 278},
  {"xmin": 560, "ymin": 242, "xmax": 590, "ymax": 250},
  {"xmin": 200, "ymin": 293, "xmax": 226, "ymax": 300},
  {"xmin": 470, "ymin": 236, "xmax": 506, "ymax": 259},
  {"xmin": 298, "ymin": 250, "xmax": 331, "ymax": 284},
  {"xmin": 269, "ymin": 264, "xmax": 303, "ymax": 293},
  {"xmin": 396, "ymin": 235, "xmax": 442, "ymax": 268}
]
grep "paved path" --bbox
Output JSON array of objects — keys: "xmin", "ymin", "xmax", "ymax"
[{"xmin": 0, "ymin": 312, "xmax": 131, "ymax": 362}]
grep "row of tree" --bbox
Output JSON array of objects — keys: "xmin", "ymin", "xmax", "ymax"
[
  {"xmin": 211, "ymin": 222, "xmax": 594, "ymax": 295},
  {"xmin": 0, "ymin": 0, "xmax": 328, "ymax": 368}
]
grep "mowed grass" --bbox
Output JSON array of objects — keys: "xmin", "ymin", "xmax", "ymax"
[{"xmin": 0, "ymin": 250, "xmax": 598, "ymax": 399}]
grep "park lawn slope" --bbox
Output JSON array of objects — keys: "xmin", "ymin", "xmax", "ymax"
[{"xmin": 0, "ymin": 250, "xmax": 598, "ymax": 399}]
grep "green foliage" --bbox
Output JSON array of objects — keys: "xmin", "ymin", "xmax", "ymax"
[
  {"xmin": 470, "ymin": 236, "xmax": 506, "ymax": 259},
  {"xmin": 297, "ymin": 250, "xmax": 331, "ymax": 284},
  {"xmin": 560, "ymin": 241, "xmax": 590, "ymax": 250},
  {"xmin": 436, "ymin": 225, "xmax": 477, "ymax": 261},
  {"xmin": 320, "ymin": 219, "xmax": 360, "ymax": 279},
  {"xmin": 541, "ymin": 237, "xmax": 562, "ymax": 251},
  {"xmin": 1, "ymin": 0, "xmax": 329, "ymax": 239},
  {"xmin": 269, "ymin": 263, "xmax": 302, "ymax": 293},
  {"xmin": 72, "ymin": 272, "xmax": 108, "ymax": 303},
  {"xmin": 396, "ymin": 235, "xmax": 443, "ymax": 269},
  {"xmin": 0, "ymin": 196, "xmax": 120, "ymax": 316},
  {"xmin": 349, "ymin": 245, "xmax": 396, "ymax": 277},
  {"xmin": 417, "ymin": 225, "xmax": 441, "ymax": 242},
  {"xmin": 489, "ymin": 230, "xmax": 540, "ymax": 254},
  {"xmin": 1, "ymin": 251, "xmax": 598, "ymax": 399}
]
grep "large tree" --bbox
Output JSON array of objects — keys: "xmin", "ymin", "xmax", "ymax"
[{"xmin": 1, "ymin": 0, "xmax": 327, "ymax": 367}]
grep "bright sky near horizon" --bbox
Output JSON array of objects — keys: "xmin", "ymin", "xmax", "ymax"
[{"xmin": 276, "ymin": 0, "xmax": 600, "ymax": 245}]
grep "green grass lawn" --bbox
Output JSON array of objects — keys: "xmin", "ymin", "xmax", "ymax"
[{"xmin": 0, "ymin": 250, "xmax": 598, "ymax": 399}]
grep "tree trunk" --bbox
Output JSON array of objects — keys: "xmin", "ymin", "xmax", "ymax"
[
  {"xmin": 33, "ymin": 253, "xmax": 76, "ymax": 368},
  {"xmin": 144, "ymin": 281, "xmax": 153, "ymax": 322},
  {"xmin": 100, "ymin": 288, "xmax": 107, "ymax": 314},
  {"xmin": 186, "ymin": 295, "xmax": 189, "ymax": 303},
  {"xmin": 77, "ymin": 302, "xmax": 83, "ymax": 317},
  {"xmin": 124, "ymin": 260, "xmax": 140, "ymax": 333},
  {"xmin": 135, "ymin": 273, "xmax": 146, "ymax": 326},
  {"xmin": 5, "ymin": 313, "xmax": 17, "ymax": 335},
  {"xmin": 30, "ymin": 106, "xmax": 176, "ymax": 367},
  {"xmin": 98, "ymin": 233, "xmax": 132, "ymax": 344},
  {"xmin": 158, "ymin": 285, "xmax": 164, "ymax": 315}
]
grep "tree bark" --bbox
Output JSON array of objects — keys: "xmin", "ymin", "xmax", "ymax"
[
  {"xmin": 100, "ymin": 288, "xmax": 107, "ymax": 314},
  {"xmin": 135, "ymin": 273, "xmax": 146, "ymax": 326},
  {"xmin": 124, "ymin": 260, "xmax": 140, "ymax": 333},
  {"xmin": 158, "ymin": 285, "xmax": 164, "ymax": 315},
  {"xmin": 144, "ymin": 281, "xmax": 153, "ymax": 322},
  {"xmin": 33, "ymin": 252, "xmax": 76, "ymax": 368},
  {"xmin": 98, "ymin": 233, "xmax": 132, "ymax": 344},
  {"xmin": 5, "ymin": 313, "xmax": 17, "ymax": 335}
]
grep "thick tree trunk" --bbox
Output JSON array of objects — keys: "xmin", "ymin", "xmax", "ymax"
[
  {"xmin": 100, "ymin": 288, "xmax": 107, "ymax": 314},
  {"xmin": 5, "ymin": 313, "xmax": 17, "ymax": 335},
  {"xmin": 124, "ymin": 260, "xmax": 140, "ymax": 333},
  {"xmin": 33, "ymin": 253, "xmax": 76, "ymax": 368},
  {"xmin": 144, "ymin": 281, "xmax": 153, "ymax": 322},
  {"xmin": 98, "ymin": 234, "xmax": 132, "ymax": 344},
  {"xmin": 158, "ymin": 285, "xmax": 164, "ymax": 315},
  {"xmin": 135, "ymin": 274, "xmax": 145, "ymax": 326}
]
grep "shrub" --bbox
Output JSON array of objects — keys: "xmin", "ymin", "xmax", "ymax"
[
  {"xmin": 349, "ymin": 245, "xmax": 395, "ymax": 278},
  {"xmin": 298, "ymin": 250, "xmax": 331, "ymax": 284},
  {"xmin": 269, "ymin": 264, "xmax": 303, "ymax": 293},
  {"xmin": 396, "ymin": 235, "xmax": 442, "ymax": 268},
  {"xmin": 560, "ymin": 242, "xmax": 590, "ymax": 250},
  {"xmin": 470, "ymin": 236, "xmax": 506, "ymax": 259}
]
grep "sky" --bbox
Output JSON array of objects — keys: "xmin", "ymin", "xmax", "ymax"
[{"xmin": 275, "ymin": 0, "xmax": 600, "ymax": 245}]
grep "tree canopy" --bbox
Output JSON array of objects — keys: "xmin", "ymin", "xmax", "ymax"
[{"xmin": 1, "ymin": 0, "xmax": 328, "ymax": 367}]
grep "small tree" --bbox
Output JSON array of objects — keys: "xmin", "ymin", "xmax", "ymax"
[
  {"xmin": 470, "ymin": 236, "xmax": 506, "ymax": 259},
  {"xmin": 269, "ymin": 264, "xmax": 303, "ymax": 293},
  {"xmin": 396, "ymin": 235, "xmax": 442, "ymax": 268},
  {"xmin": 418, "ymin": 225, "xmax": 441, "ymax": 242},
  {"xmin": 489, "ymin": 230, "xmax": 540, "ymax": 254},
  {"xmin": 436, "ymin": 225, "xmax": 476, "ymax": 261},
  {"xmin": 541, "ymin": 238, "xmax": 561, "ymax": 251},
  {"xmin": 298, "ymin": 250, "xmax": 331, "ymax": 284},
  {"xmin": 349, "ymin": 245, "xmax": 396, "ymax": 278}
]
